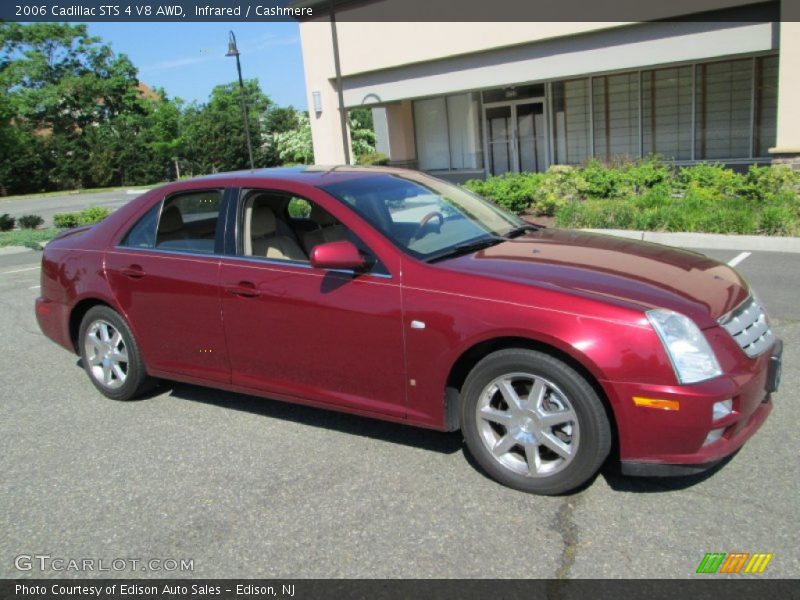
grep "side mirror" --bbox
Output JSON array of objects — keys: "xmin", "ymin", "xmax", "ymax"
[{"xmin": 310, "ymin": 240, "xmax": 367, "ymax": 271}]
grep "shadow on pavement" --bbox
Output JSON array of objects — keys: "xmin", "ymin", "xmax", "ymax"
[
  {"xmin": 75, "ymin": 358, "xmax": 738, "ymax": 492},
  {"xmin": 600, "ymin": 453, "xmax": 737, "ymax": 493},
  {"xmin": 166, "ymin": 381, "xmax": 464, "ymax": 456}
]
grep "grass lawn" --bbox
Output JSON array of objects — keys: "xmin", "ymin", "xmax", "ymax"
[{"xmin": 0, "ymin": 228, "xmax": 62, "ymax": 249}]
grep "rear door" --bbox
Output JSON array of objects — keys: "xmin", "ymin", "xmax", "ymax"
[{"xmin": 105, "ymin": 188, "xmax": 231, "ymax": 383}]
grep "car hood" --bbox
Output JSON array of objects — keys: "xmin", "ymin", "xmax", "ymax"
[{"xmin": 438, "ymin": 229, "xmax": 749, "ymax": 328}]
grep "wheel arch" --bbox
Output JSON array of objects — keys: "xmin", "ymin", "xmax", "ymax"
[
  {"xmin": 443, "ymin": 336, "xmax": 618, "ymax": 452},
  {"xmin": 68, "ymin": 297, "xmax": 120, "ymax": 353}
]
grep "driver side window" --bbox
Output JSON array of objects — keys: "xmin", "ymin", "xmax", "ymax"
[{"xmin": 239, "ymin": 190, "xmax": 387, "ymax": 274}]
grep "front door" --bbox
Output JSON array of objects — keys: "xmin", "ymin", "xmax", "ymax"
[
  {"xmin": 485, "ymin": 101, "xmax": 548, "ymax": 175},
  {"xmin": 219, "ymin": 188, "xmax": 407, "ymax": 418}
]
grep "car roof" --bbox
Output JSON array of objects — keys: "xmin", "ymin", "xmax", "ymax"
[{"xmin": 189, "ymin": 165, "xmax": 411, "ymax": 188}]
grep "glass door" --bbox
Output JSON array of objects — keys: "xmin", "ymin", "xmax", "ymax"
[
  {"xmin": 484, "ymin": 100, "xmax": 548, "ymax": 175},
  {"xmin": 516, "ymin": 102, "xmax": 547, "ymax": 174},
  {"xmin": 486, "ymin": 105, "xmax": 513, "ymax": 176}
]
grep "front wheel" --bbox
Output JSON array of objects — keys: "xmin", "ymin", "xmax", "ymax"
[
  {"xmin": 79, "ymin": 305, "xmax": 155, "ymax": 401},
  {"xmin": 461, "ymin": 349, "xmax": 611, "ymax": 495}
]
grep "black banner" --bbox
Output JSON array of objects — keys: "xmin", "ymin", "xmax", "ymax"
[
  {"xmin": 3, "ymin": 580, "xmax": 800, "ymax": 600},
  {"xmin": 0, "ymin": 0, "xmax": 795, "ymax": 22}
]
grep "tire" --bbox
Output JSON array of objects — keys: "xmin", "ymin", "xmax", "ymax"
[
  {"xmin": 78, "ymin": 305, "xmax": 156, "ymax": 401},
  {"xmin": 460, "ymin": 348, "xmax": 611, "ymax": 495}
]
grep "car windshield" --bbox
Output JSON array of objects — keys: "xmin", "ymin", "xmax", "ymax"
[{"xmin": 320, "ymin": 172, "xmax": 526, "ymax": 262}]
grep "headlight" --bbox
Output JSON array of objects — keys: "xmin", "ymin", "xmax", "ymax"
[{"xmin": 646, "ymin": 309, "xmax": 722, "ymax": 384}]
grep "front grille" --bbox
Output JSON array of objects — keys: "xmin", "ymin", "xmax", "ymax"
[{"xmin": 719, "ymin": 296, "xmax": 774, "ymax": 358}]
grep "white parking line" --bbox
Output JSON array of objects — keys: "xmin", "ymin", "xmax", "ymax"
[
  {"xmin": 728, "ymin": 252, "xmax": 752, "ymax": 267},
  {"xmin": 29, "ymin": 285, "xmax": 40, "ymax": 289},
  {"xmin": 0, "ymin": 266, "xmax": 40, "ymax": 275}
]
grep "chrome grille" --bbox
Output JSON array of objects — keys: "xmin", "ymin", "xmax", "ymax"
[{"xmin": 719, "ymin": 296, "xmax": 774, "ymax": 358}]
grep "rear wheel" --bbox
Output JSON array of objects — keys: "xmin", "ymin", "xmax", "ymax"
[
  {"xmin": 461, "ymin": 348, "xmax": 611, "ymax": 495},
  {"xmin": 79, "ymin": 305, "xmax": 155, "ymax": 401}
]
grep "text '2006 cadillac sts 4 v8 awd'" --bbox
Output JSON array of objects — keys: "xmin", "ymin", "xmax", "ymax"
[{"xmin": 36, "ymin": 166, "xmax": 782, "ymax": 494}]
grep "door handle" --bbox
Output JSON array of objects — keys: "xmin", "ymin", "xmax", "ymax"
[
  {"xmin": 225, "ymin": 281, "xmax": 260, "ymax": 298},
  {"xmin": 121, "ymin": 265, "xmax": 145, "ymax": 279}
]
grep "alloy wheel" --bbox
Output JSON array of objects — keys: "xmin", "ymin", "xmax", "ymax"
[
  {"xmin": 475, "ymin": 372, "xmax": 579, "ymax": 478},
  {"xmin": 84, "ymin": 319, "xmax": 129, "ymax": 390}
]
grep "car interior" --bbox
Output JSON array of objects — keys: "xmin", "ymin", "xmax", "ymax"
[
  {"xmin": 155, "ymin": 190, "xmax": 222, "ymax": 254},
  {"xmin": 241, "ymin": 191, "xmax": 351, "ymax": 262}
]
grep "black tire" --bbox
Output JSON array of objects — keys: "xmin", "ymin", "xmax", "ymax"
[
  {"xmin": 460, "ymin": 348, "xmax": 611, "ymax": 495},
  {"xmin": 78, "ymin": 305, "xmax": 156, "ymax": 401}
]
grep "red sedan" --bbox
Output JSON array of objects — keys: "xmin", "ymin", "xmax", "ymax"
[{"xmin": 36, "ymin": 166, "xmax": 781, "ymax": 494}]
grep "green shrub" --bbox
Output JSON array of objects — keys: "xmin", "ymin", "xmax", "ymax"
[
  {"xmin": 53, "ymin": 213, "xmax": 80, "ymax": 228},
  {"xmin": 530, "ymin": 166, "xmax": 585, "ymax": 215},
  {"xmin": 743, "ymin": 164, "xmax": 800, "ymax": 201},
  {"xmin": 464, "ymin": 172, "xmax": 543, "ymax": 214},
  {"xmin": 0, "ymin": 213, "xmax": 14, "ymax": 231},
  {"xmin": 581, "ymin": 159, "xmax": 628, "ymax": 199},
  {"xmin": 17, "ymin": 214, "xmax": 44, "ymax": 229},
  {"xmin": 464, "ymin": 158, "xmax": 799, "ymax": 235},
  {"xmin": 78, "ymin": 206, "xmax": 111, "ymax": 225},
  {"xmin": 54, "ymin": 207, "xmax": 112, "ymax": 229},
  {"xmin": 677, "ymin": 162, "xmax": 745, "ymax": 197},
  {"xmin": 622, "ymin": 156, "xmax": 673, "ymax": 191},
  {"xmin": 356, "ymin": 152, "xmax": 389, "ymax": 166}
]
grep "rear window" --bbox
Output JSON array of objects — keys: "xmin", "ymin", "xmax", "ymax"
[
  {"xmin": 154, "ymin": 190, "xmax": 222, "ymax": 254},
  {"xmin": 120, "ymin": 203, "xmax": 160, "ymax": 249}
]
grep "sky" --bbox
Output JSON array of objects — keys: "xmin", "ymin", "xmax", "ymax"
[{"xmin": 87, "ymin": 22, "xmax": 308, "ymax": 110}]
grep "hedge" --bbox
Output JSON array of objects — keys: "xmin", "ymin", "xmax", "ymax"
[{"xmin": 463, "ymin": 158, "xmax": 800, "ymax": 236}]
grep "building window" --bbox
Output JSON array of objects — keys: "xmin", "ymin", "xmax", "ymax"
[
  {"xmin": 642, "ymin": 66, "xmax": 693, "ymax": 160},
  {"xmin": 592, "ymin": 72, "xmax": 639, "ymax": 161},
  {"xmin": 552, "ymin": 79, "xmax": 591, "ymax": 165},
  {"xmin": 754, "ymin": 55, "xmax": 778, "ymax": 158},
  {"xmin": 695, "ymin": 59, "xmax": 753, "ymax": 160},
  {"xmin": 447, "ymin": 94, "xmax": 483, "ymax": 169},
  {"xmin": 414, "ymin": 97, "xmax": 449, "ymax": 170},
  {"xmin": 414, "ymin": 93, "xmax": 483, "ymax": 171}
]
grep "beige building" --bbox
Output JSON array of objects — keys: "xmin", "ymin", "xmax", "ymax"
[{"xmin": 297, "ymin": 1, "xmax": 800, "ymax": 180}]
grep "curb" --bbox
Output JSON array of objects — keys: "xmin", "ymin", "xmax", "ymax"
[
  {"xmin": 0, "ymin": 245, "xmax": 34, "ymax": 256},
  {"xmin": 580, "ymin": 229, "xmax": 800, "ymax": 254}
]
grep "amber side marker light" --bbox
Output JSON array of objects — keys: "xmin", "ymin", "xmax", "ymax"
[{"xmin": 633, "ymin": 396, "xmax": 680, "ymax": 411}]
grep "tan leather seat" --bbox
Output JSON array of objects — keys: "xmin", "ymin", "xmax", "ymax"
[
  {"xmin": 302, "ymin": 205, "xmax": 348, "ymax": 254},
  {"xmin": 251, "ymin": 206, "xmax": 306, "ymax": 261}
]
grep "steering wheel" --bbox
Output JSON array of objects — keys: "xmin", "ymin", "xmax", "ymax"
[{"xmin": 410, "ymin": 211, "xmax": 445, "ymax": 241}]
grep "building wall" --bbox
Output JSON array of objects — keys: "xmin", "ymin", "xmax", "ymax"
[
  {"xmin": 771, "ymin": 20, "xmax": 800, "ymax": 166},
  {"xmin": 298, "ymin": 2, "xmax": 799, "ymax": 168}
]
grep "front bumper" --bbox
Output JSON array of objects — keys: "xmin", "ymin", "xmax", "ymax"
[{"xmin": 604, "ymin": 338, "xmax": 781, "ymax": 476}]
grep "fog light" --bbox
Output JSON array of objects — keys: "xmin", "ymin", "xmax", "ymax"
[
  {"xmin": 703, "ymin": 427, "xmax": 725, "ymax": 447},
  {"xmin": 712, "ymin": 399, "xmax": 733, "ymax": 421}
]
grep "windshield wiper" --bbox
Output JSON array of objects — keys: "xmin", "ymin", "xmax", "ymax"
[
  {"xmin": 504, "ymin": 223, "xmax": 540, "ymax": 239},
  {"xmin": 426, "ymin": 236, "xmax": 506, "ymax": 263}
]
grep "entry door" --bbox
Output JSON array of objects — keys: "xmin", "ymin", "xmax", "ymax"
[
  {"xmin": 219, "ymin": 260, "xmax": 406, "ymax": 418},
  {"xmin": 485, "ymin": 101, "xmax": 548, "ymax": 175}
]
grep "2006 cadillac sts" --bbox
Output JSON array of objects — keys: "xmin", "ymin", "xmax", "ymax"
[{"xmin": 36, "ymin": 166, "xmax": 782, "ymax": 494}]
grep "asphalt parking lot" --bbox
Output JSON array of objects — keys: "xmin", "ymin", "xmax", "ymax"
[{"xmin": 0, "ymin": 246, "xmax": 798, "ymax": 579}]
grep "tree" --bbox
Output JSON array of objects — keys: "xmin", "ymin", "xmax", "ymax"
[
  {"xmin": 348, "ymin": 109, "xmax": 376, "ymax": 160},
  {"xmin": 181, "ymin": 79, "xmax": 272, "ymax": 175},
  {"xmin": 269, "ymin": 109, "xmax": 314, "ymax": 165},
  {"xmin": 0, "ymin": 22, "xmax": 145, "ymax": 191}
]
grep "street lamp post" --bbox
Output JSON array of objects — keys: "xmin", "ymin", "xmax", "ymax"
[{"xmin": 226, "ymin": 31, "xmax": 255, "ymax": 170}]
